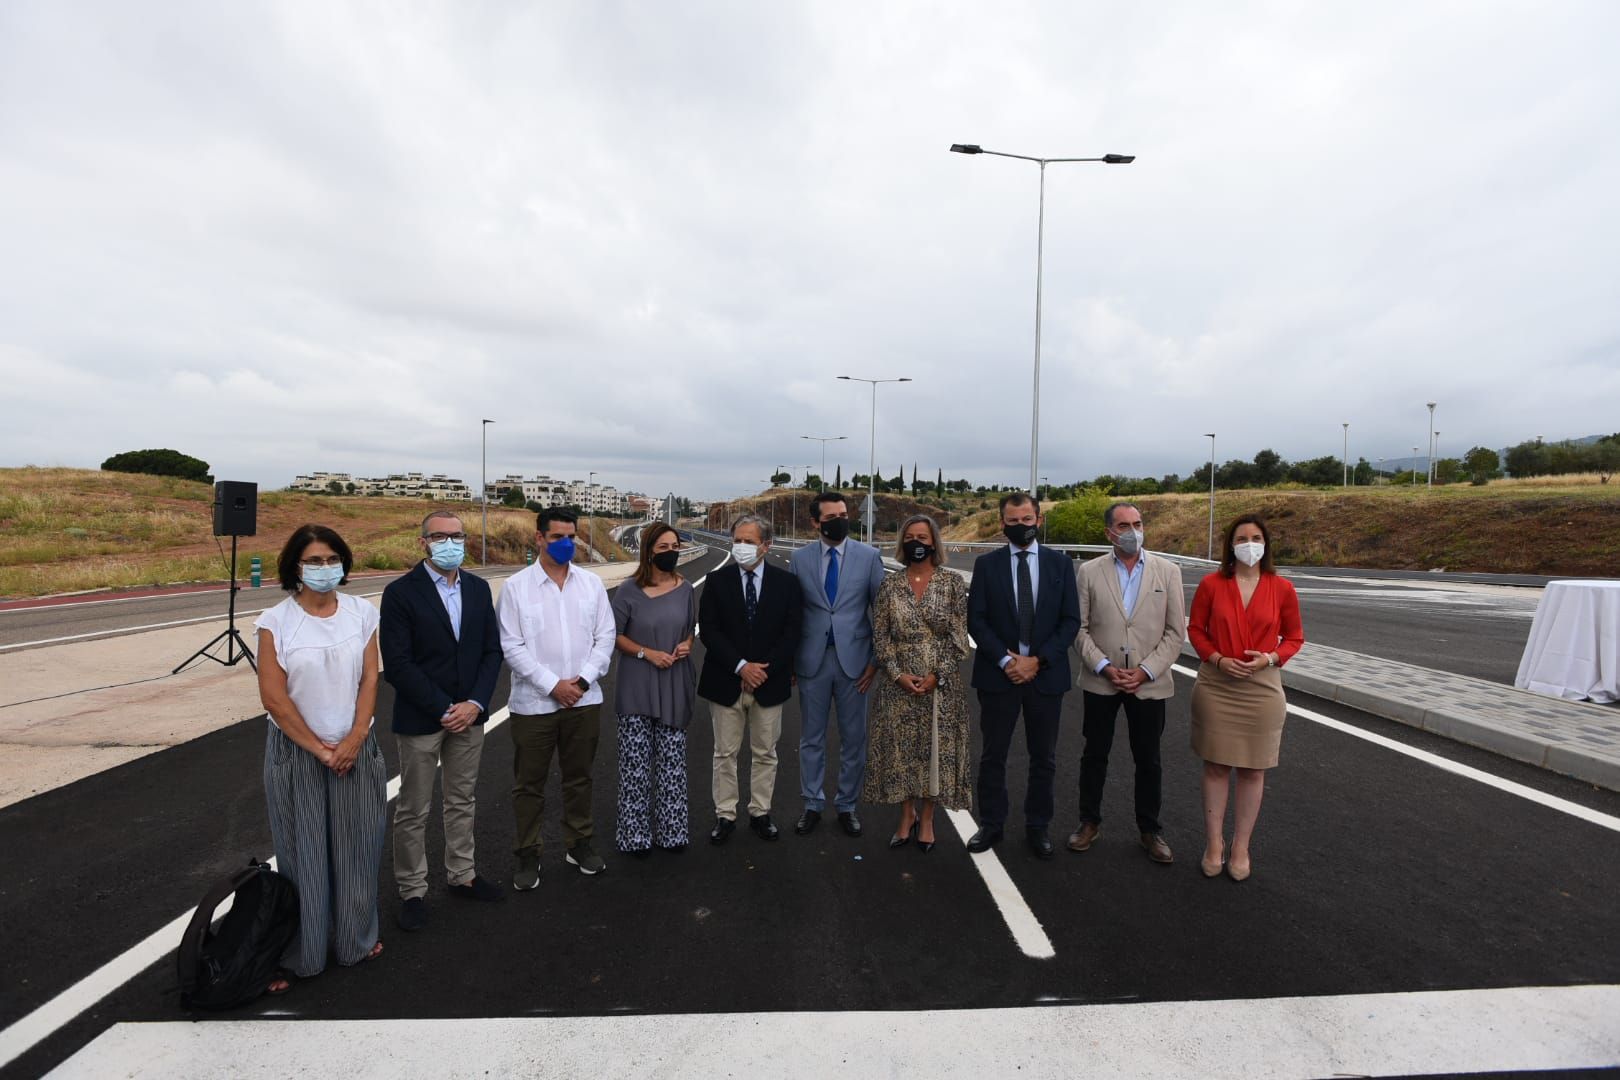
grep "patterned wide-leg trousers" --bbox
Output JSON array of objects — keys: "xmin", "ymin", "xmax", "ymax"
[
  {"xmin": 615, "ymin": 714, "xmax": 689, "ymax": 851},
  {"xmin": 263, "ymin": 722, "xmax": 387, "ymax": 977}
]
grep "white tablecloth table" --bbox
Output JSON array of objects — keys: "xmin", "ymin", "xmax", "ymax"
[{"xmin": 1515, "ymin": 580, "xmax": 1620, "ymax": 703}]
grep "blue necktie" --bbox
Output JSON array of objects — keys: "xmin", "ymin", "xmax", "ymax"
[{"xmin": 824, "ymin": 548, "xmax": 840, "ymax": 645}]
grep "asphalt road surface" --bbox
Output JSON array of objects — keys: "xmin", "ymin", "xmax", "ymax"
[
  {"xmin": 3, "ymin": 544, "xmax": 1617, "ymax": 1077},
  {"xmin": 1, "ymin": 552, "xmax": 1545, "ymax": 688}
]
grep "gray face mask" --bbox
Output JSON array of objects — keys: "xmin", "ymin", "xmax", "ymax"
[{"xmin": 1113, "ymin": 527, "xmax": 1143, "ymax": 556}]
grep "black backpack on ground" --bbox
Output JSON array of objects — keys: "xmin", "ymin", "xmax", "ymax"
[{"xmin": 177, "ymin": 858, "xmax": 300, "ymax": 1010}]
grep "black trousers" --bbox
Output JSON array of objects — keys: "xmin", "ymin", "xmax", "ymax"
[
  {"xmin": 975, "ymin": 685, "xmax": 1064, "ymax": 830},
  {"xmin": 1077, "ymin": 690, "xmax": 1165, "ymax": 834}
]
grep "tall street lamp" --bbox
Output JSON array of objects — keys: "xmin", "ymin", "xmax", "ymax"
[
  {"xmin": 801, "ymin": 434, "xmax": 847, "ymax": 490},
  {"xmin": 1205, "ymin": 433, "xmax": 1218, "ymax": 563},
  {"xmin": 480, "ymin": 419, "xmax": 494, "ymax": 565},
  {"xmin": 1412, "ymin": 447, "xmax": 1420, "ymax": 486},
  {"xmin": 587, "ymin": 470, "xmax": 597, "ymax": 559},
  {"xmin": 1426, "ymin": 402, "xmax": 1437, "ymax": 488},
  {"xmin": 1342, "ymin": 422, "xmax": 1350, "ymax": 488},
  {"xmin": 950, "ymin": 142, "xmax": 1134, "ymax": 495},
  {"xmin": 837, "ymin": 375, "xmax": 911, "ymax": 543}
]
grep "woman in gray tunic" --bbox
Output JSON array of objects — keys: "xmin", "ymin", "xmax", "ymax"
[{"xmin": 611, "ymin": 523, "xmax": 698, "ymax": 853}]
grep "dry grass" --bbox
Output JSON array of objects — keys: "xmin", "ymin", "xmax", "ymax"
[{"xmin": 0, "ymin": 467, "xmax": 631, "ymax": 598}]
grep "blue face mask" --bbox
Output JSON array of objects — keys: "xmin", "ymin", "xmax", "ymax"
[
  {"xmin": 301, "ymin": 564, "xmax": 344, "ymax": 593},
  {"xmin": 428, "ymin": 538, "xmax": 465, "ymax": 571},
  {"xmin": 545, "ymin": 537, "xmax": 575, "ymax": 565}
]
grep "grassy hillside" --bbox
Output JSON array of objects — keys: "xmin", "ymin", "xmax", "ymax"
[
  {"xmin": 0, "ymin": 467, "xmax": 629, "ymax": 599},
  {"xmin": 943, "ymin": 479, "xmax": 1620, "ymax": 576}
]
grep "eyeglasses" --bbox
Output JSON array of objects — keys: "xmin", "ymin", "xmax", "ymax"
[
  {"xmin": 299, "ymin": 555, "xmax": 345, "ymax": 567},
  {"xmin": 424, "ymin": 532, "xmax": 468, "ymax": 543}
]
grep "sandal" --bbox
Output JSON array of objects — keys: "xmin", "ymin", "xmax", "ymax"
[
  {"xmin": 365, "ymin": 939, "xmax": 384, "ymax": 961},
  {"xmin": 267, "ymin": 971, "xmax": 293, "ymax": 995}
]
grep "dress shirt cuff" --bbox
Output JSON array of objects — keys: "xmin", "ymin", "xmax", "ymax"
[
  {"xmin": 1140, "ymin": 666, "xmax": 1155, "ymax": 682},
  {"xmin": 998, "ymin": 654, "xmax": 1014, "ymax": 669},
  {"xmin": 1093, "ymin": 657, "xmax": 1111, "ymax": 674},
  {"xmin": 734, "ymin": 659, "xmax": 747, "ymax": 675}
]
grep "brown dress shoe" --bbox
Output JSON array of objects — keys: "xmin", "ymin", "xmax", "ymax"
[
  {"xmin": 1066, "ymin": 822, "xmax": 1100, "ymax": 852},
  {"xmin": 1139, "ymin": 832, "xmax": 1174, "ymax": 864}
]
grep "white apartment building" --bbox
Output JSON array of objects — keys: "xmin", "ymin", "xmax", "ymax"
[
  {"xmin": 485, "ymin": 474, "xmax": 632, "ymax": 515},
  {"xmin": 289, "ymin": 470, "xmax": 472, "ymax": 500}
]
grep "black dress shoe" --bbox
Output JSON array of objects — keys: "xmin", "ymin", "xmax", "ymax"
[
  {"xmin": 710, "ymin": 818, "xmax": 736, "ymax": 845},
  {"xmin": 448, "ymin": 875, "xmax": 506, "ymax": 902},
  {"xmin": 795, "ymin": 809, "xmax": 821, "ymax": 835},
  {"xmin": 1027, "ymin": 827, "xmax": 1055, "ymax": 860},
  {"xmin": 749, "ymin": 814, "xmax": 780, "ymax": 841},
  {"xmin": 966, "ymin": 826, "xmax": 1003, "ymax": 853},
  {"xmin": 838, "ymin": 810, "xmax": 863, "ymax": 837},
  {"xmin": 397, "ymin": 896, "xmax": 426, "ymax": 931}
]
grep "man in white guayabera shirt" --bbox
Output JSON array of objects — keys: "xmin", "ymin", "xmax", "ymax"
[{"xmin": 496, "ymin": 507, "xmax": 616, "ymax": 888}]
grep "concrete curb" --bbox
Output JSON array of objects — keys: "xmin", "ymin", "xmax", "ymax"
[{"xmin": 1179, "ymin": 642, "xmax": 1620, "ymax": 793}]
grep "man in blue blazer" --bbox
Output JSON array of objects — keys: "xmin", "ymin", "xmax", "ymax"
[
  {"xmin": 966, "ymin": 492, "xmax": 1082, "ymax": 858},
  {"xmin": 381, "ymin": 510, "xmax": 505, "ymax": 931},
  {"xmin": 788, "ymin": 490, "xmax": 886, "ymax": 837}
]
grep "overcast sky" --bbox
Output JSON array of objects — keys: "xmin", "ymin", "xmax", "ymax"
[{"xmin": 4, "ymin": 2, "xmax": 1617, "ymax": 499}]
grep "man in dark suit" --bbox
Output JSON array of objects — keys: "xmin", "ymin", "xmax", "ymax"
[
  {"xmin": 698, "ymin": 513, "xmax": 802, "ymax": 844},
  {"xmin": 966, "ymin": 492, "xmax": 1082, "ymax": 859},
  {"xmin": 381, "ymin": 510, "xmax": 505, "ymax": 931}
]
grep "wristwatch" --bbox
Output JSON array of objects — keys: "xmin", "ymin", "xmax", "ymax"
[{"xmin": 636, "ymin": 648, "xmax": 646, "ymax": 660}]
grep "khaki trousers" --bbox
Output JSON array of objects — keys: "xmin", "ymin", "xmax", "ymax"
[
  {"xmin": 709, "ymin": 691, "xmax": 783, "ymax": 820},
  {"xmin": 511, "ymin": 705, "xmax": 600, "ymax": 854},
  {"xmin": 393, "ymin": 725, "xmax": 486, "ymax": 899}
]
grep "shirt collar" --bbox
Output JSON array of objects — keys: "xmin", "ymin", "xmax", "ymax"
[
  {"xmin": 821, "ymin": 538, "xmax": 846, "ymax": 556},
  {"xmin": 1112, "ymin": 550, "xmax": 1143, "ymax": 573},
  {"xmin": 424, "ymin": 561, "xmax": 459, "ymax": 589},
  {"xmin": 1011, "ymin": 538, "xmax": 1040, "ymax": 556}
]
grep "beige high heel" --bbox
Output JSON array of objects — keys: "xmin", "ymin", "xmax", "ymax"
[{"xmin": 1227, "ymin": 855, "xmax": 1251, "ymax": 882}]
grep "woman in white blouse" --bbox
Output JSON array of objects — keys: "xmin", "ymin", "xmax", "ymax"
[{"xmin": 255, "ymin": 524, "xmax": 385, "ymax": 994}]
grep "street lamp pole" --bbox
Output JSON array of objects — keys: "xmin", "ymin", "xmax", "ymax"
[
  {"xmin": 801, "ymin": 434, "xmax": 847, "ymax": 491},
  {"xmin": 587, "ymin": 470, "xmax": 596, "ymax": 560},
  {"xmin": 1412, "ymin": 447, "xmax": 1420, "ymax": 486},
  {"xmin": 480, "ymin": 419, "xmax": 494, "ymax": 565},
  {"xmin": 837, "ymin": 376, "xmax": 911, "ymax": 543},
  {"xmin": 1204, "ymin": 433, "xmax": 1216, "ymax": 560},
  {"xmin": 1426, "ymin": 402, "xmax": 1437, "ymax": 488},
  {"xmin": 1342, "ymin": 422, "xmax": 1350, "ymax": 487},
  {"xmin": 950, "ymin": 143, "xmax": 1134, "ymax": 495}
]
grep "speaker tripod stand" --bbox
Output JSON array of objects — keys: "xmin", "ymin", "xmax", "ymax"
[{"xmin": 173, "ymin": 534, "xmax": 257, "ymax": 674}]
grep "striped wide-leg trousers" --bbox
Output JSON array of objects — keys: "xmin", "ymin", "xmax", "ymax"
[{"xmin": 263, "ymin": 722, "xmax": 388, "ymax": 978}]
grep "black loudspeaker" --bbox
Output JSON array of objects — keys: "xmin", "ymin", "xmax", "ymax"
[{"xmin": 212, "ymin": 481, "xmax": 258, "ymax": 537}]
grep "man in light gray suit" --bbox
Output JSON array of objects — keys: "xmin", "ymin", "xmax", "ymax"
[{"xmin": 789, "ymin": 490, "xmax": 886, "ymax": 837}]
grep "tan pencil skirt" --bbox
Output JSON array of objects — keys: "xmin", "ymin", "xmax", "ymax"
[{"xmin": 1189, "ymin": 661, "xmax": 1286, "ymax": 769}]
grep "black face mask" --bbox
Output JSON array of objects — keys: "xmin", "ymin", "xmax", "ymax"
[
  {"xmin": 1003, "ymin": 522, "xmax": 1038, "ymax": 547},
  {"xmin": 820, "ymin": 517, "xmax": 850, "ymax": 543},
  {"xmin": 652, "ymin": 550, "xmax": 680, "ymax": 573},
  {"xmin": 902, "ymin": 540, "xmax": 933, "ymax": 564}
]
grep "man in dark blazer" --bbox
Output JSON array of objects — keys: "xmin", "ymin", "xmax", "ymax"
[
  {"xmin": 698, "ymin": 513, "xmax": 802, "ymax": 844},
  {"xmin": 381, "ymin": 510, "xmax": 505, "ymax": 931},
  {"xmin": 966, "ymin": 492, "xmax": 1082, "ymax": 858}
]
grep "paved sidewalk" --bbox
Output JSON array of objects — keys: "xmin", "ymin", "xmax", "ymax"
[{"xmin": 1185, "ymin": 640, "xmax": 1620, "ymax": 792}]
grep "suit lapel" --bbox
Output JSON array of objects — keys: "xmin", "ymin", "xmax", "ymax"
[
  {"xmin": 413, "ymin": 562, "xmax": 457, "ymax": 642},
  {"xmin": 1102, "ymin": 553, "xmax": 1127, "ymax": 621}
]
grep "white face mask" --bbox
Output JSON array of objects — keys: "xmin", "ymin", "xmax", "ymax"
[
  {"xmin": 1113, "ymin": 527, "xmax": 1143, "ymax": 555},
  {"xmin": 731, "ymin": 542, "xmax": 761, "ymax": 567},
  {"xmin": 1233, "ymin": 540, "xmax": 1265, "ymax": 567}
]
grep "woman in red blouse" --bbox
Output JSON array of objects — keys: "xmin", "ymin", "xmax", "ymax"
[{"xmin": 1187, "ymin": 515, "xmax": 1303, "ymax": 882}]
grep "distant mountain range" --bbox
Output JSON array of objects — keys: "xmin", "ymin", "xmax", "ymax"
[{"xmin": 1373, "ymin": 433, "xmax": 1608, "ymax": 475}]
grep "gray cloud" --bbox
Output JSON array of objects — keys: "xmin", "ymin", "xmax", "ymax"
[{"xmin": 3, "ymin": 1, "xmax": 1617, "ymax": 500}]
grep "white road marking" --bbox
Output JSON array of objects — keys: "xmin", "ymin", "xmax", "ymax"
[
  {"xmin": 1169, "ymin": 663, "xmax": 1620, "ymax": 833},
  {"xmin": 942, "ymin": 809, "xmax": 1055, "ymax": 960},
  {"xmin": 0, "ymin": 591, "xmax": 389, "ymax": 653},
  {"xmin": 0, "ymin": 707, "xmax": 511, "ymax": 1071},
  {"xmin": 47, "ymin": 984, "xmax": 1620, "ymax": 1078}
]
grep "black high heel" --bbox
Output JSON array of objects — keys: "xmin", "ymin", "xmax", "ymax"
[
  {"xmin": 917, "ymin": 820, "xmax": 935, "ymax": 854},
  {"xmin": 889, "ymin": 820, "xmax": 918, "ymax": 849}
]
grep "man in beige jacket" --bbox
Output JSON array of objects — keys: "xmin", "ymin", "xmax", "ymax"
[{"xmin": 1068, "ymin": 502, "xmax": 1185, "ymax": 863}]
